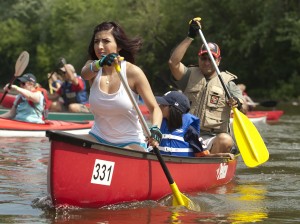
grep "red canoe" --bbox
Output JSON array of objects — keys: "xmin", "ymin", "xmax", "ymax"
[
  {"xmin": 0, "ymin": 118, "xmax": 92, "ymax": 137},
  {"xmin": 231, "ymin": 111, "xmax": 267, "ymax": 126},
  {"xmin": 46, "ymin": 130, "xmax": 238, "ymax": 208},
  {"xmin": 247, "ymin": 110, "xmax": 284, "ymax": 122}
]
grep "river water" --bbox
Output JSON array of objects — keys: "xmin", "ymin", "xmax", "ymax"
[{"xmin": 0, "ymin": 104, "xmax": 299, "ymax": 223}]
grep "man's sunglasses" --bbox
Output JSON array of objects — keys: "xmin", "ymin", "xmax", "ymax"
[{"xmin": 199, "ymin": 55, "xmax": 217, "ymax": 61}]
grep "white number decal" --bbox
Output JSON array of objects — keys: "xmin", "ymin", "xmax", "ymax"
[{"xmin": 91, "ymin": 159, "xmax": 115, "ymax": 186}]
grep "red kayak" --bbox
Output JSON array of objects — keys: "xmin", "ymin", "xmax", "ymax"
[
  {"xmin": 46, "ymin": 130, "xmax": 238, "ymax": 208},
  {"xmin": 246, "ymin": 111, "xmax": 267, "ymax": 124},
  {"xmin": 247, "ymin": 110, "xmax": 284, "ymax": 123},
  {"xmin": 0, "ymin": 118, "xmax": 92, "ymax": 137},
  {"xmin": 0, "ymin": 92, "xmax": 16, "ymax": 108},
  {"xmin": 0, "ymin": 92, "xmax": 149, "ymax": 120}
]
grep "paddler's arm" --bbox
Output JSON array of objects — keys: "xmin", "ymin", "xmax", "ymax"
[
  {"xmin": 0, "ymin": 104, "xmax": 16, "ymax": 119},
  {"xmin": 6, "ymin": 84, "xmax": 41, "ymax": 103},
  {"xmin": 81, "ymin": 60, "xmax": 97, "ymax": 86},
  {"xmin": 128, "ymin": 63, "xmax": 162, "ymax": 129},
  {"xmin": 168, "ymin": 37, "xmax": 193, "ymax": 81}
]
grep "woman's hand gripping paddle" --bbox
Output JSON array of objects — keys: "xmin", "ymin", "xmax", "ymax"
[
  {"xmin": 0, "ymin": 51, "xmax": 30, "ymax": 104},
  {"xmin": 114, "ymin": 62, "xmax": 200, "ymax": 211},
  {"xmin": 197, "ymin": 28, "xmax": 269, "ymax": 167}
]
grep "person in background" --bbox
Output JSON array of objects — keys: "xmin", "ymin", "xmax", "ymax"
[
  {"xmin": 237, "ymin": 83, "xmax": 256, "ymax": 112},
  {"xmin": 49, "ymin": 61, "xmax": 89, "ymax": 113},
  {"xmin": 0, "ymin": 73, "xmax": 45, "ymax": 123},
  {"xmin": 48, "ymin": 72, "xmax": 63, "ymax": 93},
  {"xmin": 155, "ymin": 91, "xmax": 234, "ymax": 159},
  {"xmin": 168, "ymin": 17, "xmax": 244, "ymax": 157},
  {"xmin": 81, "ymin": 21, "xmax": 162, "ymax": 151}
]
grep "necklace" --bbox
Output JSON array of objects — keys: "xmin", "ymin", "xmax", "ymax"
[
  {"xmin": 106, "ymin": 75, "xmax": 110, "ymax": 84},
  {"xmin": 103, "ymin": 71, "xmax": 113, "ymax": 85}
]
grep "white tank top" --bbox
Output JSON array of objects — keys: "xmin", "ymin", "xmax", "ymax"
[{"xmin": 89, "ymin": 61, "xmax": 145, "ymax": 144}]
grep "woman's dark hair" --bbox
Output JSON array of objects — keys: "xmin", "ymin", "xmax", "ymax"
[
  {"xmin": 166, "ymin": 106, "xmax": 183, "ymax": 131},
  {"xmin": 87, "ymin": 21, "xmax": 142, "ymax": 64}
]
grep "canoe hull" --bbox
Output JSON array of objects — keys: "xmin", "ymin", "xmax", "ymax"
[
  {"xmin": 247, "ymin": 110, "xmax": 284, "ymax": 122},
  {"xmin": 0, "ymin": 118, "xmax": 92, "ymax": 137},
  {"xmin": 265, "ymin": 110, "xmax": 284, "ymax": 121},
  {"xmin": 0, "ymin": 92, "xmax": 16, "ymax": 108},
  {"xmin": 0, "ymin": 108, "xmax": 94, "ymax": 121},
  {"xmin": 47, "ymin": 131, "xmax": 238, "ymax": 208},
  {"xmin": 231, "ymin": 111, "xmax": 267, "ymax": 126},
  {"xmin": 0, "ymin": 93, "xmax": 94, "ymax": 121},
  {"xmin": 0, "ymin": 129, "xmax": 90, "ymax": 137}
]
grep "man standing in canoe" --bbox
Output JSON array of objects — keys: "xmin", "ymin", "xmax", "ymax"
[
  {"xmin": 168, "ymin": 17, "xmax": 244, "ymax": 156},
  {"xmin": 0, "ymin": 73, "xmax": 45, "ymax": 123}
]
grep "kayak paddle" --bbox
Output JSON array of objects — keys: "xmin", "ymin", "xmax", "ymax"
[
  {"xmin": 247, "ymin": 100, "xmax": 278, "ymax": 108},
  {"xmin": 259, "ymin": 100, "xmax": 277, "ymax": 107},
  {"xmin": 198, "ymin": 29, "xmax": 269, "ymax": 167},
  {"xmin": 114, "ymin": 62, "xmax": 199, "ymax": 211},
  {"xmin": 0, "ymin": 51, "xmax": 30, "ymax": 104}
]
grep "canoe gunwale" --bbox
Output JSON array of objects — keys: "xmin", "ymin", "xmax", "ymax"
[
  {"xmin": 0, "ymin": 108, "xmax": 94, "ymax": 121},
  {"xmin": 46, "ymin": 130, "xmax": 234, "ymax": 164}
]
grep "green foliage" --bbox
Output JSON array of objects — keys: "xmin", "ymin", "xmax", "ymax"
[
  {"xmin": 0, "ymin": 0, "xmax": 299, "ymax": 100},
  {"xmin": 270, "ymin": 72, "xmax": 300, "ymax": 100},
  {"xmin": 0, "ymin": 19, "xmax": 27, "ymax": 54}
]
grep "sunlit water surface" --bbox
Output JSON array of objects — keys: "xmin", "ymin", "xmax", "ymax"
[{"xmin": 0, "ymin": 109, "xmax": 299, "ymax": 223}]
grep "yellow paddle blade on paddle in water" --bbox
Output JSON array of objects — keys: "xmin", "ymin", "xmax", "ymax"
[
  {"xmin": 171, "ymin": 183, "xmax": 200, "ymax": 211},
  {"xmin": 114, "ymin": 62, "xmax": 199, "ymax": 211},
  {"xmin": 232, "ymin": 108, "xmax": 269, "ymax": 167}
]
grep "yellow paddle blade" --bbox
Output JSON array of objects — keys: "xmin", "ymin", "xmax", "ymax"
[
  {"xmin": 171, "ymin": 183, "xmax": 200, "ymax": 211},
  {"xmin": 232, "ymin": 108, "xmax": 269, "ymax": 167}
]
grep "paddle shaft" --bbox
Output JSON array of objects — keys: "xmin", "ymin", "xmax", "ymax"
[
  {"xmin": 48, "ymin": 71, "xmax": 55, "ymax": 94},
  {"xmin": 260, "ymin": 100, "xmax": 277, "ymax": 107},
  {"xmin": 198, "ymin": 30, "xmax": 232, "ymax": 99},
  {"xmin": 197, "ymin": 36, "xmax": 277, "ymax": 110},
  {"xmin": 114, "ymin": 64, "xmax": 175, "ymax": 184},
  {"xmin": 198, "ymin": 29, "xmax": 269, "ymax": 167},
  {"xmin": 114, "ymin": 61, "xmax": 199, "ymax": 210},
  {"xmin": 0, "ymin": 77, "xmax": 17, "ymax": 104}
]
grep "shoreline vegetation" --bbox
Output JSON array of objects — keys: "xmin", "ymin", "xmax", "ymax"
[{"xmin": 0, "ymin": 1, "xmax": 299, "ymax": 99}]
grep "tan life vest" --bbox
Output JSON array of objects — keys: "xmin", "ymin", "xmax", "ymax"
[{"xmin": 184, "ymin": 67, "xmax": 237, "ymax": 133}]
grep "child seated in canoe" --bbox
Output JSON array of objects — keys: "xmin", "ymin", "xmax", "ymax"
[
  {"xmin": 0, "ymin": 73, "xmax": 45, "ymax": 124},
  {"xmin": 154, "ymin": 91, "xmax": 234, "ymax": 159},
  {"xmin": 154, "ymin": 91, "xmax": 204, "ymax": 157}
]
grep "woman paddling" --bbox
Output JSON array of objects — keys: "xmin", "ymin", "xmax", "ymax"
[
  {"xmin": 81, "ymin": 21, "xmax": 162, "ymax": 151},
  {"xmin": 0, "ymin": 73, "xmax": 45, "ymax": 124}
]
